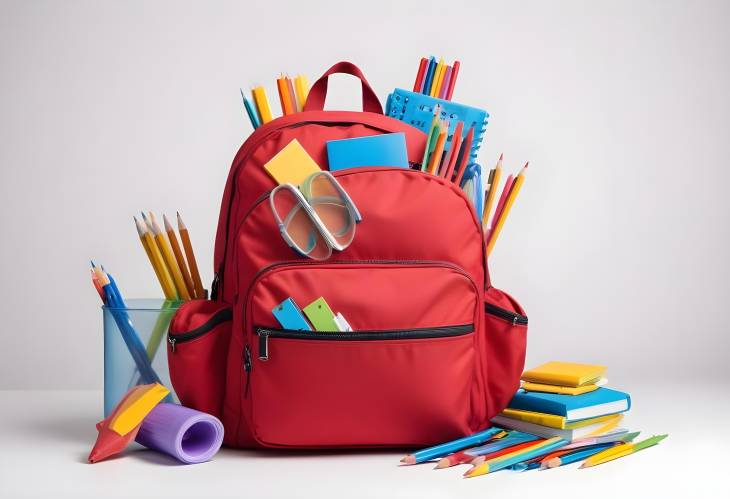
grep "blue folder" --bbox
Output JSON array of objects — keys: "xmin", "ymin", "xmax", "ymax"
[{"xmin": 326, "ymin": 133, "xmax": 409, "ymax": 171}]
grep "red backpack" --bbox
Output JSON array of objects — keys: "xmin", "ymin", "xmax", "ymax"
[{"xmin": 167, "ymin": 62, "xmax": 528, "ymax": 448}]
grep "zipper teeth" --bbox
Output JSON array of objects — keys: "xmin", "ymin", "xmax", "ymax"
[
  {"xmin": 484, "ymin": 302, "xmax": 528, "ymax": 325},
  {"xmin": 168, "ymin": 308, "xmax": 233, "ymax": 344},
  {"xmin": 256, "ymin": 324, "xmax": 473, "ymax": 341}
]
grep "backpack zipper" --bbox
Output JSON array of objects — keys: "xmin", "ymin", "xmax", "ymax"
[
  {"xmin": 256, "ymin": 324, "xmax": 474, "ymax": 361},
  {"xmin": 484, "ymin": 302, "xmax": 528, "ymax": 326},
  {"xmin": 167, "ymin": 307, "xmax": 233, "ymax": 353}
]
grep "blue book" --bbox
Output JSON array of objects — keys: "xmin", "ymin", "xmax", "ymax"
[
  {"xmin": 508, "ymin": 387, "xmax": 631, "ymax": 421},
  {"xmin": 326, "ymin": 133, "xmax": 409, "ymax": 171}
]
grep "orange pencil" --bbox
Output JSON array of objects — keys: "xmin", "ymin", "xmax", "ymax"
[
  {"xmin": 177, "ymin": 212, "xmax": 205, "ymax": 299},
  {"xmin": 277, "ymin": 75, "xmax": 294, "ymax": 116},
  {"xmin": 441, "ymin": 121, "xmax": 463, "ymax": 180},
  {"xmin": 163, "ymin": 214, "xmax": 196, "ymax": 299},
  {"xmin": 427, "ymin": 124, "xmax": 447, "ymax": 175},
  {"xmin": 453, "ymin": 127, "xmax": 474, "ymax": 186}
]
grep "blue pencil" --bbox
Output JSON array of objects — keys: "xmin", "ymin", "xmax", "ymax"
[
  {"xmin": 542, "ymin": 443, "xmax": 617, "ymax": 469},
  {"xmin": 240, "ymin": 88, "xmax": 261, "ymax": 129},
  {"xmin": 401, "ymin": 427, "xmax": 503, "ymax": 465},
  {"xmin": 467, "ymin": 431, "xmax": 540, "ymax": 456},
  {"xmin": 421, "ymin": 57, "xmax": 436, "ymax": 95}
]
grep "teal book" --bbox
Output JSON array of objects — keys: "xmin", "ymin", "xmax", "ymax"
[
  {"xmin": 326, "ymin": 133, "xmax": 409, "ymax": 171},
  {"xmin": 507, "ymin": 387, "xmax": 631, "ymax": 422}
]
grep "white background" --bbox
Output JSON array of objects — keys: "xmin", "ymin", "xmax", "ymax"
[{"xmin": 0, "ymin": 1, "xmax": 728, "ymax": 497}]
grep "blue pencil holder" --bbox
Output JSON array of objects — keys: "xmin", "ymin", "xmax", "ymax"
[{"xmin": 103, "ymin": 299, "xmax": 181, "ymax": 416}]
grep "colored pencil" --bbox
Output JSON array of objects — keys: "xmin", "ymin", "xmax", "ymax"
[
  {"xmin": 134, "ymin": 216, "xmax": 176, "ymax": 299},
  {"xmin": 438, "ymin": 66, "xmax": 452, "ymax": 100},
  {"xmin": 469, "ymin": 436, "xmax": 543, "ymax": 464},
  {"xmin": 163, "ymin": 214, "xmax": 195, "ymax": 299},
  {"xmin": 464, "ymin": 437, "xmax": 568, "ymax": 478},
  {"xmin": 430, "ymin": 59, "xmax": 445, "ymax": 97},
  {"xmin": 487, "ymin": 163, "xmax": 528, "ymax": 255},
  {"xmin": 453, "ymin": 127, "xmax": 474, "ymax": 186},
  {"xmin": 421, "ymin": 122, "xmax": 439, "ymax": 171},
  {"xmin": 563, "ymin": 430, "xmax": 638, "ymax": 450},
  {"xmin": 580, "ymin": 434, "xmax": 668, "ymax": 468},
  {"xmin": 543, "ymin": 443, "xmax": 618, "ymax": 469},
  {"xmin": 294, "ymin": 75, "xmax": 309, "ymax": 111},
  {"xmin": 426, "ymin": 125, "xmax": 447, "ymax": 175},
  {"xmin": 441, "ymin": 121, "xmax": 463, "ymax": 180},
  {"xmin": 149, "ymin": 212, "xmax": 190, "ymax": 300},
  {"xmin": 445, "ymin": 60, "xmax": 460, "ymax": 100},
  {"xmin": 413, "ymin": 57, "xmax": 428, "ymax": 92},
  {"xmin": 251, "ymin": 86, "xmax": 273, "ymax": 123},
  {"xmin": 240, "ymin": 88, "xmax": 260, "ymax": 129},
  {"xmin": 421, "ymin": 57, "xmax": 437, "ymax": 96},
  {"xmin": 482, "ymin": 154, "xmax": 503, "ymax": 231},
  {"xmin": 400, "ymin": 427, "xmax": 503, "ymax": 465},
  {"xmin": 434, "ymin": 449, "xmax": 478, "ymax": 469},
  {"xmin": 177, "ymin": 212, "xmax": 205, "ymax": 299},
  {"xmin": 285, "ymin": 76, "xmax": 298, "ymax": 113},
  {"xmin": 277, "ymin": 75, "xmax": 294, "ymax": 116}
]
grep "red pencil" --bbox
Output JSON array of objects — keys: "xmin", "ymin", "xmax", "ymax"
[
  {"xmin": 445, "ymin": 60, "xmax": 460, "ymax": 100},
  {"xmin": 469, "ymin": 439, "xmax": 545, "ymax": 465},
  {"xmin": 453, "ymin": 126, "xmax": 474, "ymax": 186},
  {"xmin": 442, "ymin": 121, "xmax": 464, "ymax": 180},
  {"xmin": 434, "ymin": 449, "xmax": 475, "ymax": 469},
  {"xmin": 413, "ymin": 57, "xmax": 429, "ymax": 93}
]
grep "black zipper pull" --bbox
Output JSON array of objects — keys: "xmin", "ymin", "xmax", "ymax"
[
  {"xmin": 243, "ymin": 344, "xmax": 252, "ymax": 398},
  {"xmin": 257, "ymin": 329, "xmax": 270, "ymax": 361},
  {"xmin": 210, "ymin": 272, "xmax": 221, "ymax": 301},
  {"xmin": 168, "ymin": 336, "xmax": 176, "ymax": 353}
]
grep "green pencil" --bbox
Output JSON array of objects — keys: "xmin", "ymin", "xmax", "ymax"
[{"xmin": 581, "ymin": 434, "xmax": 668, "ymax": 468}]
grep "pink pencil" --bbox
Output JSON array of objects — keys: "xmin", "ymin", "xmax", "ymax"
[{"xmin": 439, "ymin": 66, "xmax": 453, "ymax": 99}]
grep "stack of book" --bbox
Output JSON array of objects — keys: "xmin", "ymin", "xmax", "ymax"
[{"xmin": 492, "ymin": 361, "xmax": 632, "ymax": 442}]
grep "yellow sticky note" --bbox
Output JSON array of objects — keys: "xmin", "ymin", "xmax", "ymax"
[
  {"xmin": 108, "ymin": 383, "xmax": 169, "ymax": 436},
  {"xmin": 263, "ymin": 139, "xmax": 322, "ymax": 186}
]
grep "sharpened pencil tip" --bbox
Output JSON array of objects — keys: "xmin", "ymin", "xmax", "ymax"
[
  {"xmin": 400, "ymin": 455, "xmax": 416, "ymax": 465},
  {"xmin": 499, "ymin": 153, "xmax": 503, "ymax": 161}
]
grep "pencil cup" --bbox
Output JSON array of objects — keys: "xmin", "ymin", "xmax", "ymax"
[{"xmin": 103, "ymin": 299, "xmax": 182, "ymax": 416}]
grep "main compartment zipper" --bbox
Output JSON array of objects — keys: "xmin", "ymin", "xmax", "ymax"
[{"xmin": 255, "ymin": 324, "xmax": 474, "ymax": 361}]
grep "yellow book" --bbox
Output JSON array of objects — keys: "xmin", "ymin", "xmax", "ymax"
[
  {"xmin": 521, "ymin": 361, "xmax": 607, "ymax": 387},
  {"xmin": 521, "ymin": 381, "xmax": 599, "ymax": 395},
  {"xmin": 500, "ymin": 409, "xmax": 618, "ymax": 430},
  {"xmin": 263, "ymin": 138, "xmax": 321, "ymax": 186}
]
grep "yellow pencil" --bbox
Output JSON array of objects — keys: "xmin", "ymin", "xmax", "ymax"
[
  {"xmin": 163, "ymin": 214, "xmax": 196, "ymax": 299},
  {"xmin": 149, "ymin": 212, "xmax": 190, "ymax": 300},
  {"xmin": 486, "ymin": 162, "xmax": 528, "ymax": 256},
  {"xmin": 134, "ymin": 216, "xmax": 177, "ymax": 299},
  {"xmin": 177, "ymin": 212, "xmax": 205, "ymax": 299},
  {"xmin": 430, "ymin": 59, "xmax": 445, "ymax": 97},
  {"xmin": 482, "ymin": 154, "xmax": 503, "ymax": 231},
  {"xmin": 581, "ymin": 434, "xmax": 668, "ymax": 468},
  {"xmin": 294, "ymin": 75, "xmax": 309, "ymax": 112},
  {"xmin": 252, "ymin": 85, "xmax": 273, "ymax": 123}
]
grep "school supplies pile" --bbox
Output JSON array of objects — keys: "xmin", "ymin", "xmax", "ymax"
[
  {"xmin": 241, "ymin": 73, "xmax": 310, "ymax": 129},
  {"xmin": 400, "ymin": 361, "xmax": 666, "ymax": 477}
]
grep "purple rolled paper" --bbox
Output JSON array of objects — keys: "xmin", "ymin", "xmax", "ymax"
[{"xmin": 136, "ymin": 403, "xmax": 224, "ymax": 464}]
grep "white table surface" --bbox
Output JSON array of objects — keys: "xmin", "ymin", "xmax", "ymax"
[{"xmin": 0, "ymin": 385, "xmax": 725, "ymax": 498}]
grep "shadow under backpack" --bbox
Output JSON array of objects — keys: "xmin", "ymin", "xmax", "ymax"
[{"xmin": 166, "ymin": 62, "xmax": 528, "ymax": 449}]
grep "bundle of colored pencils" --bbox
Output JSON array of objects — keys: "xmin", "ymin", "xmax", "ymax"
[
  {"xmin": 241, "ymin": 73, "xmax": 310, "ymax": 130},
  {"xmin": 399, "ymin": 427, "xmax": 668, "ymax": 478},
  {"xmin": 134, "ymin": 212, "xmax": 205, "ymax": 301},
  {"xmin": 421, "ymin": 105, "xmax": 474, "ymax": 186},
  {"xmin": 481, "ymin": 155, "xmax": 529, "ymax": 256},
  {"xmin": 413, "ymin": 57, "xmax": 461, "ymax": 100}
]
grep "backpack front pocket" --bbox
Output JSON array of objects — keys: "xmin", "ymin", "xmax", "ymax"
[{"xmin": 239, "ymin": 261, "xmax": 484, "ymax": 448}]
